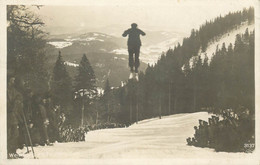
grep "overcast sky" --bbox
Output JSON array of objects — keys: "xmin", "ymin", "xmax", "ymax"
[{"xmin": 34, "ymin": 0, "xmax": 255, "ymax": 34}]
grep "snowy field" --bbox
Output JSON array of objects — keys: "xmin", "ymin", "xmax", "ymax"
[{"xmin": 16, "ymin": 112, "xmax": 255, "ymax": 160}]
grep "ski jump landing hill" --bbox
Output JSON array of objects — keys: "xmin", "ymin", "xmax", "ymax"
[{"xmin": 17, "ymin": 112, "xmax": 254, "ymax": 160}]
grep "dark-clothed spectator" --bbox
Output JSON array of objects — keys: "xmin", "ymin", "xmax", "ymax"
[
  {"xmin": 45, "ymin": 97, "xmax": 60, "ymax": 142},
  {"xmin": 7, "ymin": 76, "xmax": 24, "ymax": 159},
  {"xmin": 34, "ymin": 95, "xmax": 51, "ymax": 145}
]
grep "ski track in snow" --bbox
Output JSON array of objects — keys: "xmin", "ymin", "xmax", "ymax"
[{"xmin": 17, "ymin": 112, "xmax": 254, "ymax": 159}]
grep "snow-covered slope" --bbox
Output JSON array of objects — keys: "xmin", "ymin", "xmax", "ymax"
[
  {"xmin": 48, "ymin": 41, "xmax": 73, "ymax": 49},
  {"xmin": 187, "ymin": 23, "xmax": 254, "ymax": 68},
  {"xmin": 200, "ymin": 23, "xmax": 255, "ymax": 61},
  {"xmin": 17, "ymin": 112, "xmax": 253, "ymax": 159},
  {"xmin": 47, "ymin": 32, "xmax": 119, "ymax": 49}
]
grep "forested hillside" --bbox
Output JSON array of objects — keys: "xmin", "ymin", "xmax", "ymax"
[{"xmin": 99, "ymin": 7, "xmax": 255, "ymax": 124}]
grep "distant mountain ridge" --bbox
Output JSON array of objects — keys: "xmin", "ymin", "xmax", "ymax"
[
  {"xmin": 45, "ymin": 32, "xmax": 143, "ymax": 88},
  {"xmin": 45, "ymin": 30, "xmax": 186, "ymax": 87}
]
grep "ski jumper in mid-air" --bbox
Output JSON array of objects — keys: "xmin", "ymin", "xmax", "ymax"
[{"xmin": 122, "ymin": 23, "xmax": 146, "ymax": 80}]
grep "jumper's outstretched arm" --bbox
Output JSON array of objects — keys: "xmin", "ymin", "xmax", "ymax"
[
  {"xmin": 122, "ymin": 30, "xmax": 129, "ymax": 37},
  {"xmin": 139, "ymin": 29, "xmax": 146, "ymax": 36}
]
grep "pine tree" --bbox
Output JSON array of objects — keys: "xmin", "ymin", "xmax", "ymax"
[
  {"xmin": 51, "ymin": 51, "xmax": 73, "ymax": 115},
  {"xmin": 75, "ymin": 54, "xmax": 96, "ymax": 94},
  {"xmin": 75, "ymin": 54, "xmax": 97, "ymax": 125}
]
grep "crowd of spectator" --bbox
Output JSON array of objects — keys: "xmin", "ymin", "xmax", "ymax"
[{"xmin": 7, "ymin": 75, "xmax": 129, "ymax": 159}]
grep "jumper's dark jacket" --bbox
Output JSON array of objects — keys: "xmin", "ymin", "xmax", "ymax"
[{"xmin": 122, "ymin": 28, "xmax": 146, "ymax": 46}]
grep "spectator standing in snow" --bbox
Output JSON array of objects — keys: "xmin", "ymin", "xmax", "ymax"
[
  {"xmin": 7, "ymin": 76, "xmax": 24, "ymax": 159},
  {"xmin": 35, "ymin": 96, "xmax": 51, "ymax": 145},
  {"xmin": 45, "ymin": 95, "xmax": 60, "ymax": 142}
]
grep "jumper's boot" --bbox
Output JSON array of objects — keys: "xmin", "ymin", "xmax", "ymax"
[
  {"xmin": 135, "ymin": 72, "xmax": 139, "ymax": 81},
  {"xmin": 129, "ymin": 68, "xmax": 135, "ymax": 79}
]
